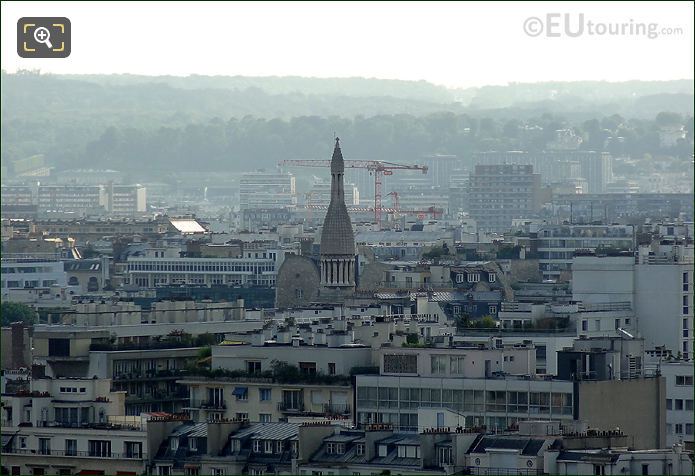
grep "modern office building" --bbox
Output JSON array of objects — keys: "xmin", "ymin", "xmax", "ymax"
[{"xmin": 239, "ymin": 172, "xmax": 297, "ymax": 210}]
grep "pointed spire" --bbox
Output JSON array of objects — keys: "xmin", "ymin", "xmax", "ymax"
[{"xmin": 331, "ymin": 136, "xmax": 344, "ymax": 174}]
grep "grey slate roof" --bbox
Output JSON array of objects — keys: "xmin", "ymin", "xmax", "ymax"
[
  {"xmin": 468, "ymin": 436, "xmax": 548, "ymax": 456},
  {"xmin": 232, "ymin": 422, "xmax": 299, "ymax": 441}
]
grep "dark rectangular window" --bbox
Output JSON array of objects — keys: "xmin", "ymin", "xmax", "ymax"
[{"xmin": 48, "ymin": 339, "xmax": 70, "ymax": 357}]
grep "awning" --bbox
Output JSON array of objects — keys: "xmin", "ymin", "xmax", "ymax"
[
  {"xmin": 232, "ymin": 387, "xmax": 248, "ymax": 397},
  {"xmin": 2, "ymin": 434, "xmax": 15, "ymax": 448}
]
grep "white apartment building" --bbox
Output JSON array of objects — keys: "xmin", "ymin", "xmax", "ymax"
[
  {"xmin": 239, "ymin": 171, "xmax": 297, "ymax": 210},
  {"xmin": 635, "ymin": 243, "xmax": 694, "ymax": 361},
  {"xmin": 572, "ymin": 242, "xmax": 694, "ymax": 360},
  {"xmin": 660, "ymin": 361, "xmax": 694, "ymax": 447},
  {"xmin": 1, "ymin": 257, "xmax": 69, "ymax": 303}
]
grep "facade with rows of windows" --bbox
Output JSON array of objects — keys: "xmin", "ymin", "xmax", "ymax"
[
  {"xmin": 355, "ymin": 374, "xmax": 574, "ymax": 432},
  {"xmin": 125, "ymin": 252, "xmax": 288, "ymax": 288}
]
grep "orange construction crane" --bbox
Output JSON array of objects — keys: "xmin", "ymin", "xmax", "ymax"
[{"xmin": 280, "ymin": 159, "xmax": 428, "ymax": 226}]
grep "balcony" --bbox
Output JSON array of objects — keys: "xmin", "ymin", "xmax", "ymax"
[
  {"xmin": 277, "ymin": 402, "xmax": 305, "ymax": 413},
  {"xmin": 1, "ymin": 448, "xmax": 147, "ymax": 459},
  {"xmin": 187, "ymin": 400, "xmax": 226, "ymax": 410},
  {"xmin": 322, "ymin": 403, "xmax": 351, "ymax": 415}
]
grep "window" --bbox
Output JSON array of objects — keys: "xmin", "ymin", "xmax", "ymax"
[
  {"xmin": 326, "ymin": 442, "xmax": 336, "ymax": 454},
  {"xmin": 676, "ymin": 375, "xmax": 694, "ymax": 386},
  {"xmin": 581, "ymin": 320, "xmax": 588, "ymax": 332},
  {"xmin": 450, "ymin": 356, "xmax": 466, "ymax": 375},
  {"xmin": 233, "ymin": 387, "xmax": 248, "ymax": 401},
  {"xmin": 157, "ymin": 467, "xmax": 171, "ymax": 476},
  {"xmin": 676, "ymin": 400, "xmax": 684, "ymax": 410},
  {"xmin": 356, "ymin": 444, "xmax": 364, "ymax": 456},
  {"xmin": 19, "ymin": 437, "xmax": 26, "ymax": 449},
  {"xmin": 88, "ymin": 440, "xmax": 111, "ymax": 457},
  {"xmin": 489, "ymin": 305, "xmax": 497, "ymax": 315},
  {"xmin": 675, "ymin": 424, "xmax": 683, "ymax": 434},
  {"xmin": 259, "ymin": 388, "xmax": 272, "ymax": 401},
  {"xmin": 594, "ymin": 464, "xmax": 605, "ymax": 476},
  {"xmin": 456, "ymin": 274, "xmax": 464, "ymax": 283},
  {"xmin": 488, "ymin": 273, "xmax": 496, "ymax": 283},
  {"xmin": 383, "ymin": 354, "xmax": 417, "ymax": 374},
  {"xmin": 299, "ymin": 362, "xmax": 317, "ymax": 376},
  {"xmin": 328, "ymin": 363, "xmax": 336, "ymax": 375},
  {"xmin": 467, "ymin": 273, "xmax": 480, "ymax": 283},
  {"xmin": 185, "ymin": 468, "xmax": 200, "ymax": 476},
  {"xmin": 438, "ymin": 446, "xmax": 453, "ymax": 466},
  {"xmin": 65, "ymin": 439, "xmax": 77, "ymax": 456},
  {"xmin": 38, "ymin": 438, "xmax": 51, "ymax": 455},
  {"xmin": 246, "ymin": 361, "xmax": 262, "ymax": 374},
  {"xmin": 236, "ymin": 412, "xmax": 249, "ymax": 421},
  {"xmin": 259, "ymin": 413, "xmax": 272, "ymax": 423},
  {"xmin": 431, "ymin": 355, "xmax": 447, "ymax": 374},
  {"xmin": 642, "ymin": 463, "xmax": 649, "ymax": 475},
  {"xmin": 615, "ymin": 318, "xmax": 621, "ymax": 330},
  {"xmin": 125, "ymin": 441, "xmax": 143, "ymax": 458},
  {"xmin": 686, "ymin": 424, "xmax": 694, "ymax": 435},
  {"xmin": 686, "ymin": 400, "xmax": 694, "ymax": 411},
  {"xmin": 253, "ymin": 440, "xmax": 262, "ymax": 453},
  {"xmin": 667, "ymin": 399, "xmax": 673, "ymax": 410},
  {"xmin": 211, "ymin": 469, "xmax": 225, "ymax": 476},
  {"xmin": 264, "ymin": 440, "xmax": 273, "ymax": 454}
]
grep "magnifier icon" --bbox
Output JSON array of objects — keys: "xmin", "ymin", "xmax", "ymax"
[{"xmin": 33, "ymin": 27, "xmax": 53, "ymax": 49}]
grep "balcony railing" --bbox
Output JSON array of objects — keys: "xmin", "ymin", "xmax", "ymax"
[
  {"xmin": 2, "ymin": 448, "xmax": 147, "ymax": 459},
  {"xmin": 322, "ymin": 403, "xmax": 351, "ymax": 415},
  {"xmin": 277, "ymin": 402, "xmax": 305, "ymax": 413},
  {"xmin": 187, "ymin": 400, "xmax": 226, "ymax": 410}
]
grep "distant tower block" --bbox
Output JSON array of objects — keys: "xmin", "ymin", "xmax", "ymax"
[{"xmin": 319, "ymin": 138, "xmax": 356, "ymax": 290}]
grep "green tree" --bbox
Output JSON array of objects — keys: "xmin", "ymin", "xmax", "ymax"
[{"xmin": 1, "ymin": 302, "xmax": 36, "ymax": 326}]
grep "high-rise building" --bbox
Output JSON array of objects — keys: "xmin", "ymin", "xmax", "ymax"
[
  {"xmin": 473, "ymin": 151, "xmax": 612, "ymax": 193},
  {"xmin": 239, "ymin": 171, "xmax": 297, "ymax": 210},
  {"xmin": 467, "ymin": 164, "xmax": 542, "ymax": 233}
]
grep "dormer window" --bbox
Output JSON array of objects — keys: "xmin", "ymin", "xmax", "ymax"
[
  {"xmin": 488, "ymin": 273, "xmax": 496, "ymax": 283},
  {"xmin": 336, "ymin": 443, "xmax": 346, "ymax": 454},
  {"xmin": 253, "ymin": 440, "xmax": 262, "ymax": 453},
  {"xmin": 189, "ymin": 438, "xmax": 197, "ymax": 451},
  {"xmin": 170, "ymin": 437, "xmax": 179, "ymax": 451},
  {"xmin": 264, "ymin": 440, "xmax": 273, "ymax": 454},
  {"xmin": 456, "ymin": 274, "xmax": 464, "ymax": 283},
  {"xmin": 467, "ymin": 273, "xmax": 480, "ymax": 283},
  {"xmin": 326, "ymin": 442, "xmax": 336, "ymax": 454},
  {"xmin": 397, "ymin": 445, "xmax": 421, "ymax": 458},
  {"xmin": 378, "ymin": 444, "xmax": 388, "ymax": 457},
  {"xmin": 356, "ymin": 443, "xmax": 365, "ymax": 455}
]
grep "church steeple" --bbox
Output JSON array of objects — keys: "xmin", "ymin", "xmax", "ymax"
[
  {"xmin": 319, "ymin": 137, "xmax": 356, "ymax": 289},
  {"xmin": 331, "ymin": 137, "xmax": 345, "ymax": 204}
]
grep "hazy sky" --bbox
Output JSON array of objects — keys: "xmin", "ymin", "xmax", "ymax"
[{"xmin": 2, "ymin": 1, "xmax": 693, "ymax": 88}]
